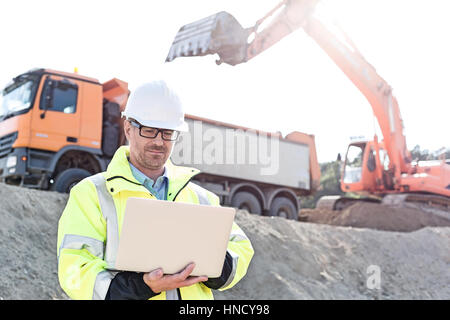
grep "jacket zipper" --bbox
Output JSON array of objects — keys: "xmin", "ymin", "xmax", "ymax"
[
  {"xmin": 171, "ymin": 172, "xmax": 200, "ymax": 202},
  {"xmin": 109, "ymin": 172, "xmax": 200, "ymax": 301},
  {"xmin": 106, "ymin": 175, "xmax": 143, "ymax": 186},
  {"xmin": 170, "ymin": 172, "xmax": 199, "ymax": 300}
]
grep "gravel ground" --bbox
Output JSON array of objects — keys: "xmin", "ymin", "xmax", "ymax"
[{"xmin": 0, "ymin": 182, "xmax": 449, "ymax": 300}]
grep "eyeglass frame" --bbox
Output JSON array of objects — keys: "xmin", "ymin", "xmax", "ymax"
[{"xmin": 129, "ymin": 120, "xmax": 180, "ymax": 141}]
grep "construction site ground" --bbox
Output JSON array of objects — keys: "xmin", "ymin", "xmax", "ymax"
[{"xmin": 0, "ymin": 182, "xmax": 449, "ymax": 300}]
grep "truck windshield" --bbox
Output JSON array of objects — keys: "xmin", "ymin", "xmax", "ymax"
[{"xmin": 0, "ymin": 74, "xmax": 39, "ymax": 120}]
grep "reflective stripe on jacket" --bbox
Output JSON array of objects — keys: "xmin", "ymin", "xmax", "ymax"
[{"xmin": 57, "ymin": 145, "xmax": 254, "ymax": 300}]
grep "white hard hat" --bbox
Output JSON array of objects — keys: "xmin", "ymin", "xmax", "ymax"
[{"xmin": 122, "ymin": 80, "xmax": 189, "ymax": 132}]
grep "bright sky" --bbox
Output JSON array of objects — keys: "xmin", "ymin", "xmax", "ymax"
[{"xmin": 1, "ymin": 0, "xmax": 449, "ymax": 162}]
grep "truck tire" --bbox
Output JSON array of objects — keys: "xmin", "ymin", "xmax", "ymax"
[
  {"xmin": 231, "ymin": 191, "xmax": 262, "ymax": 215},
  {"xmin": 51, "ymin": 168, "xmax": 91, "ymax": 193},
  {"xmin": 269, "ymin": 197, "xmax": 298, "ymax": 220}
]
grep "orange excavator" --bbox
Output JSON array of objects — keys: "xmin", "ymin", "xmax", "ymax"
[{"xmin": 165, "ymin": 0, "xmax": 450, "ymax": 209}]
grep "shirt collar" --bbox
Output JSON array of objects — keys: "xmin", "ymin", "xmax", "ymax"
[
  {"xmin": 105, "ymin": 146, "xmax": 200, "ymax": 197},
  {"xmin": 128, "ymin": 161, "xmax": 168, "ymax": 186}
]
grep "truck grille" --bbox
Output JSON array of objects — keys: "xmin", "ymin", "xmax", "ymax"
[{"xmin": 0, "ymin": 132, "xmax": 18, "ymax": 158}]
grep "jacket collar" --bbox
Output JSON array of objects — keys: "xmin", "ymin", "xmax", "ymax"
[{"xmin": 104, "ymin": 146, "xmax": 200, "ymax": 198}]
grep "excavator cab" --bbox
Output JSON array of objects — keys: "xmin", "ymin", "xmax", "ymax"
[
  {"xmin": 341, "ymin": 140, "xmax": 394, "ymax": 194},
  {"xmin": 342, "ymin": 142, "xmax": 366, "ymax": 187}
]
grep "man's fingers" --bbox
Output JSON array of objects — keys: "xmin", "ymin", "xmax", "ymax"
[
  {"xmin": 181, "ymin": 276, "xmax": 209, "ymax": 287},
  {"xmin": 184, "ymin": 262, "xmax": 196, "ymax": 274},
  {"xmin": 173, "ymin": 263, "xmax": 195, "ymax": 281},
  {"xmin": 148, "ymin": 268, "xmax": 163, "ymax": 281},
  {"xmin": 143, "ymin": 267, "xmax": 205, "ymax": 293}
]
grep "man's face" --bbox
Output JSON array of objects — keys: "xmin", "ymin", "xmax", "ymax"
[{"xmin": 124, "ymin": 120, "xmax": 175, "ymax": 171}]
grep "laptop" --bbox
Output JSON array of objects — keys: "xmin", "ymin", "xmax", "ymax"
[{"xmin": 114, "ymin": 197, "xmax": 236, "ymax": 277}]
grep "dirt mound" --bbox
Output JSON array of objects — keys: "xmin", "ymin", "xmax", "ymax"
[
  {"xmin": 215, "ymin": 212, "xmax": 450, "ymax": 300},
  {"xmin": 300, "ymin": 201, "xmax": 450, "ymax": 232},
  {"xmin": 0, "ymin": 183, "xmax": 69, "ymax": 299},
  {"xmin": 0, "ymin": 182, "xmax": 449, "ymax": 300}
]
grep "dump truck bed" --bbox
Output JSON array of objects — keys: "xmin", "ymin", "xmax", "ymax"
[{"xmin": 171, "ymin": 114, "xmax": 312, "ymax": 192}]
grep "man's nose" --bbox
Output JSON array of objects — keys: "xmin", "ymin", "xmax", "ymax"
[{"xmin": 152, "ymin": 131, "xmax": 164, "ymax": 145}]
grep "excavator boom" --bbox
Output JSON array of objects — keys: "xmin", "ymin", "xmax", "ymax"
[
  {"xmin": 166, "ymin": 0, "xmax": 409, "ymax": 177},
  {"xmin": 165, "ymin": 0, "xmax": 450, "ymax": 200},
  {"xmin": 166, "ymin": 0, "xmax": 320, "ymax": 65}
]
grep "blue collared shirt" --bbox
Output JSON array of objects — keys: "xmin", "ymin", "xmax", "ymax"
[{"xmin": 129, "ymin": 162, "xmax": 169, "ymax": 200}]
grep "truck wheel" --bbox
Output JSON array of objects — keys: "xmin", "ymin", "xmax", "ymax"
[
  {"xmin": 269, "ymin": 197, "xmax": 298, "ymax": 220},
  {"xmin": 231, "ymin": 191, "xmax": 262, "ymax": 215},
  {"xmin": 51, "ymin": 168, "xmax": 91, "ymax": 193}
]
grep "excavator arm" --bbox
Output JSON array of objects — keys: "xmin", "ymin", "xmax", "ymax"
[
  {"xmin": 166, "ymin": 0, "xmax": 411, "ymax": 182},
  {"xmin": 166, "ymin": 0, "xmax": 316, "ymax": 66}
]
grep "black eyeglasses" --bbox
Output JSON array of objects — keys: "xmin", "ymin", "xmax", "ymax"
[{"xmin": 130, "ymin": 120, "xmax": 180, "ymax": 141}]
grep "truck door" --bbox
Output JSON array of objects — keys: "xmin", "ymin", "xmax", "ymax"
[{"xmin": 30, "ymin": 75, "xmax": 81, "ymax": 151}]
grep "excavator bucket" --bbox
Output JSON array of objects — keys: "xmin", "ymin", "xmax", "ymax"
[{"xmin": 165, "ymin": 11, "xmax": 250, "ymax": 66}]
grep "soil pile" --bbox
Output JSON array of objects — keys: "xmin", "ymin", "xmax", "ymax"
[
  {"xmin": 0, "ymin": 183, "xmax": 69, "ymax": 299},
  {"xmin": 300, "ymin": 201, "xmax": 450, "ymax": 232},
  {"xmin": 0, "ymin": 182, "xmax": 448, "ymax": 300},
  {"xmin": 216, "ymin": 211, "xmax": 450, "ymax": 299}
]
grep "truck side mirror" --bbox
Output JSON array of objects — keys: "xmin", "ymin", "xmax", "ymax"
[
  {"xmin": 40, "ymin": 78, "xmax": 61, "ymax": 119},
  {"xmin": 40, "ymin": 80, "xmax": 54, "ymax": 119}
]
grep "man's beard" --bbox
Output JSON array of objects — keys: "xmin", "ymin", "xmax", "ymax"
[{"xmin": 139, "ymin": 144, "xmax": 174, "ymax": 170}]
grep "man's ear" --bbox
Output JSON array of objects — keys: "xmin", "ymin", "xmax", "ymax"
[{"xmin": 124, "ymin": 120, "xmax": 131, "ymax": 141}]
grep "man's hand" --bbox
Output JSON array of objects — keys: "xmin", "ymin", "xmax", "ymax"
[{"xmin": 142, "ymin": 263, "xmax": 208, "ymax": 293}]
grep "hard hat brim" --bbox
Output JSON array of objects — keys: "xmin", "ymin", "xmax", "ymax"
[{"xmin": 122, "ymin": 112, "xmax": 189, "ymax": 132}]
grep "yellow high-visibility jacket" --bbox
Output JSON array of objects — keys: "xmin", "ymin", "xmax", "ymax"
[{"xmin": 57, "ymin": 146, "xmax": 254, "ymax": 300}]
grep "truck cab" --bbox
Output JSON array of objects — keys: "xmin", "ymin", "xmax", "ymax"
[{"xmin": 0, "ymin": 68, "xmax": 127, "ymax": 191}]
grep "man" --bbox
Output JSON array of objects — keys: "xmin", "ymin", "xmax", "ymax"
[{"xmin": 57, "ymin": 81, "xmax": 254, "ymax": 300}]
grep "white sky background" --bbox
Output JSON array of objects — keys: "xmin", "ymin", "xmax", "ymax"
[{"xmin": 1, "ymin": 0, "xmax": 449, "ymax": 163}]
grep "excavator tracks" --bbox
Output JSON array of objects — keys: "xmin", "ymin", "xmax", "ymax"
[
  {"xmin": 317, "ymin": 193, "xmax": 450, "ymax": 221},
  {"xmin": 382, "ymin": 193, "xmax": 450, "ymax": 209},
  {"xmin": 316, "ymin": 195, "xmax": 381, "ymax": 211},
  {"xmin": 382, "ymin": 193, "xmax": 450, "ymax": 220}
]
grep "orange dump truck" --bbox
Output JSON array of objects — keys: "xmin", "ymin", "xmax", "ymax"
[
  {"xmin": 0, "ymin": 68, "xmax": 320, "ymax": 219},
  {"xmin": 0, "ymin": 68, "xmax": 129, "ymax": 191}
]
